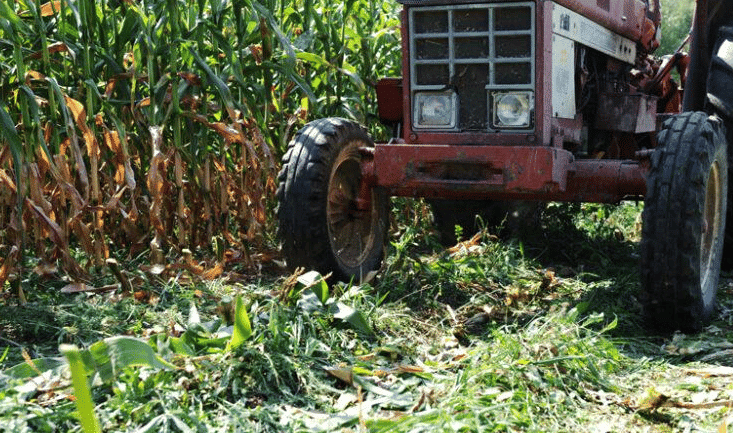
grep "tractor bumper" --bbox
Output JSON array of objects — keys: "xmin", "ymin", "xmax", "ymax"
[{"xmin": 363, "ymin": 144, "xmax": 647, "ymax": 203}]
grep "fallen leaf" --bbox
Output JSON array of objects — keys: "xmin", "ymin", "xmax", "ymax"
[
  {"xmin": 325, "ymin": 366, "xmax": 353, "ymax": 385},
  {"xmin": 395, "ymin": 365, "xmax": 424, "ymax": 374},
  {"xmin": 686, "ymin": 366, "xmax": 733, "ymax": 377},
  {"xmin": 334, "ymin": 393, "xmax": 358, "ymax": 411},
  {"xmin": 60, "ymin": 283, "xmax": 117, "ymax": 294}
]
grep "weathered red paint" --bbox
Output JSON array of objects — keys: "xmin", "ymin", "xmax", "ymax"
[
  {"xmin": 373, "ymin": 0, "xmax": 662, "ymax": 208},
  {"xmin": 362, "ymin": 144, "xmax": 646, "ymax": 203},
  {"xmin": 595, "ymin": 94, "xmax": 657, "ymax": 133},
  {"xmin": 399, "ymin": 1, "xmax": 555, "ymax": 147},
  {"xmin": 553, "ymin": 0, "xmax": 656, "ymax": 48},
  {"xmin": 375, "ymin": 78, "xmax": 402, "ymax": 123}
]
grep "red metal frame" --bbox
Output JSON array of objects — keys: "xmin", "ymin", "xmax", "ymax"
[
  {"xmin": 366, "ymin": 1, "xmax": 665, "ymax": 207},
  {"xmin": 363, "ymin": 143, "xmax": 645, "ymax": 203}
]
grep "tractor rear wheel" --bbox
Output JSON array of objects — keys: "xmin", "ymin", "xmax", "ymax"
[
  {"xmin": 640, "ymin": 112, "xmax": 728, "ymax": 332},
  {"xmin": 708, "ymin": 25, "xmax": 733, "ymax": 269},
  {"xmin": 277, "ymin": 118, "xmax": 389, "ymax": 282}
]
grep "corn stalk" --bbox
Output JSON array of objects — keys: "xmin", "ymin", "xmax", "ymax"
[{"xmin": 0, "ymin": 0, "xmax": 400, "ymax": 283}]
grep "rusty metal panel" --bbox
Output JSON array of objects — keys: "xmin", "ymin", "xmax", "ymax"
[
  {"xmin": 553, "ymin": 0, "xmax": 646, "ymax": 44},
  {"xmin": 368, "ymin": 143, "xmax": 646, "ymax": 202},
  {"xmin": 376, "ymin": 78, "xmax": 403, "ymax": 122},
  {"xmin": 373, "ymin": 144, "xmax": 572, "ymax": 196},
  {"xmin": 594, "ymin": 93, "xmax": 658, "ymax": 133},
  {"xmin": 552, "ymin": 34, "xmax": 575, "ymax": 119},
  {"xmin": 552, "ymin": 2, "xmax": 636, "ymax": 64}
]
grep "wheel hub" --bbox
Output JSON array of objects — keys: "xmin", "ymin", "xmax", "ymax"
[
  {"xmin": 700, "ymin": 159, "xmax": 723, "ymax": 290},
  {"xmin": 327, "ymin": 145, "xmax": 378, "ymax": 268}
]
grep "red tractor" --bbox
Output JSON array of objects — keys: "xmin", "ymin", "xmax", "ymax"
[{"xmin": 277, "ymin": 0, "xmax": 733, "ymax": 332}]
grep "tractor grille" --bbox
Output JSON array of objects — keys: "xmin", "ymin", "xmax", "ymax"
[{"xmin": 409, "ymin": 2, "xmax": 535, "ymax": 131}]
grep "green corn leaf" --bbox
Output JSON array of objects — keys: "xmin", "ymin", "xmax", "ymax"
[
  {"xmin": 60, "ymin": 345, "xmax": 102, "ymax": 433},
  {"xmin": 191, "ymin": 48, "xmax": 236, "ymax": 116},
  {"xmin": 329, "ymin": 301, "xmax": 374, "ymax": 337},
  {"xmin": 18, "ymin": 85, "xmax": 58, "ymax": 166},
  {"xmin": 66, "ymin": 336, "xmax": 176, "ymax": 384},
  {"xmin": 0, "ymin": 103, "xmax": 23, "ymax": 170},
  {"xmin": 295, "ymin": 270, "xmax": 329, "ymax": 304},
  {"xmin": 0, "ymin": 1, "xmax": 27, "ymax": 34},
  {"xmin": 2, "ymin": 357, "xmax": 65, "ymax": 379},
  {"xmin": 339, "ymin": 61, "xmax": 366, "ymax": 92},
  {"xmin": 227, "ymin": 295, "xmax": 252, "ymax": 351},
  {"xmin": 295, "ymin": 51, "xmax": 329, "ymax": 67}
]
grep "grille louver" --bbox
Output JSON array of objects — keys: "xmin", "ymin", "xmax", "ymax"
[{"xmin": 410, "ymin": 2, "xmax": 535, "ymax": 131}]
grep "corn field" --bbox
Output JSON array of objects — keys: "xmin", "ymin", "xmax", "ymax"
[{"xmin": 0, "ymin": 0, "xmax": 401, "ymax": 286}]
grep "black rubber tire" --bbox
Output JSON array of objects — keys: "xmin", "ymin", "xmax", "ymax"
[
  {"xmin": 640, "ymin": 112, "xmax": 728, "ymax": 333},
  {"xmin": 708, "ymin": 25, "xmax": 733, "ymax": 269},
  {"xmin": 707, "ymin": 26, "xmax": 733, "ymax": 120},
  {"xmin": 277, "ymin": 118, "xmax": 389, "ymax": 282}
]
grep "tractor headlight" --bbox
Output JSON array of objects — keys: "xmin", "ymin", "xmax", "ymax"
[
  {"xmin": 414, "ymin": 91, "xmax": 457, "ymax": 129},
  {"xmin": 493, "ymin": 91, "xmax": 533, "ymax": 128}
]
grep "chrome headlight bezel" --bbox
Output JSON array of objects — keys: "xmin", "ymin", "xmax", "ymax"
[
  {"xmin": 413, "ymin": 91, "xmax": 458, "ymax": 129},
  {"xmin": 492, "ymin": 91, "xmax": 534, "ymax": 129}
]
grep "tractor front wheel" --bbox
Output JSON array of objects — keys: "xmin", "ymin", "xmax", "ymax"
[
  {"xmin": 641, "ymin": 112, "xmax": 728, "ymax": 332},
  {"xmin": 277, "ymin": 118, "xmax": 388, "ymax": 282}
]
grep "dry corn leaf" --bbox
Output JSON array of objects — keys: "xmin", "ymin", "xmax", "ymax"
[
  {"xmin": 61, "ymin": 100, "xmax": 90, "ymax": 199},
  {"xmin": 53, "ymin": 154, "xmax": 85, "ymax": 211},
  {"xmin": 200, "ymin": 263, "xmax": 224, "ymax": 280},
  {"xmin": 133, "ymin": 291, "xmax": 150, "ymax": 302},
  {"xmin": 35, "ymin": 138, "xmax": 52, "ymax": 175},
  {"xmin": 33, "ymin": 262, "xmax": 58, "ymax": 277},
  {"xmin": 686, "ymin": 367, "xmax": 733, "ymax": 377},
  {"xmin": 190, "ymin": 114, "xmax": 243, "ymax": 144},
  {"xmin": 64, "ymin": 95, "xmax": 99, "ymax": 159},
  {"xmin": 0, "ymin": 168, "xmax": 17, "ymax": 192},
  {"xmin": 96, "ymin": 186, "xmax": 127, "ymax": 212},
  {"xmin": 324, "ymin": 367, "xmax": 353, "ymax": 385},
  {"xmin": 212, "ymin": 158, "xmax": 226, "ymax": 172},
  {"xmin": 0, "ymin": 145, "xmax": 9, "ymax": 165},
  {"xmin": 395, "ymin": 365, "xmax": 425, "ymax": 374},
  {"xmin": 70, "ymin": 218, "xmax": 94, "ymax": 256},
  {"xmin": 178, "ymin": 72, "xmax": 202, "ymax": 86},
  {"xmin": 177, "ymin": 189, "xmax": 187, "ymax": 218},
  {"xmin": 539, "ymin": 269, "xmax": 559, "ymax": 292},
  {"xmin": 25, "ymin": 70, "xmax": 47, "ymax": 81},
  {"xmin": 448, "ymin": 232, "xmax": 483, "ymax": 255},
  {"xmin": 60, "ymin": 283, "xmax": 93, "ymax": 293},
  {"xmin": 104, "ymin": 72, "xmax": 134, "ymax": 98},
  {"xmin": 26, "ymin": 200, "xmax": 85, "ymax": 277},
  {"xmin": 26, "ymin": 199, "xmax": 66, "ymax": 249},
  {"xmin": 26, "ymin": 42, "xmax": 68, "ymax": 61},
  {"xmin": 183, "ymin": 260, "xmax": 205, "ymax": 275},
  {"xmin": 28, "ymin": 164, "xmax": 53, "ymax": 214},
  {"xmin": 40, "ymin": 1, "xmax": 63, "ymax": 16},
  {"xmin": 0, "ymin": 246, "xmax": 19, "ymax": 290}
]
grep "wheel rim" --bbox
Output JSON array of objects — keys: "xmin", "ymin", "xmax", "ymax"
[
  {"xmin": 327, "ymin": 144, "xmax": 377, "ymax": 269},
  {"xmin": 700, "ymin": 159, "xmax": 724, "ymax": 291}
]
